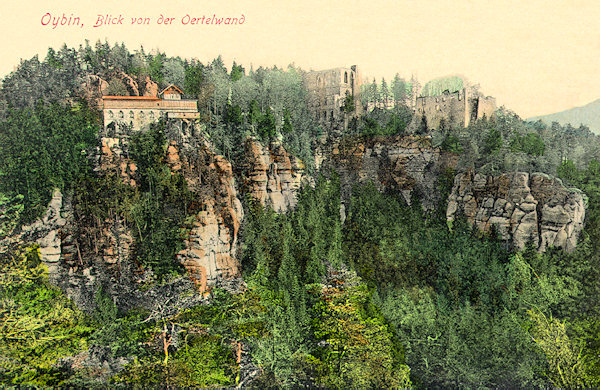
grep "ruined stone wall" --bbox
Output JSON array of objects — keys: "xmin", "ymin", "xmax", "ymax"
[
  {"xmin": 415, "ymin": 88, "xmax": 496, "ymax": 130},
  {"xmin": 446, "ymin": 171, "xmax": 586, "ymax": 252},
  {"xmin": 303, "ymin": 66, "xmax": 360, "ymax": 126},
  {"xmin": 477, "ymin": 96, "xmax": 497, "ymax": 121},
  {"xmin": 416, "ymin": 90, "xmax": 468, "ymax": 130}
]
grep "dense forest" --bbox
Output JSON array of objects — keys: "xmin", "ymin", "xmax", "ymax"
[{"xmin": 1, "ymin": 41, "xmax": 600, "ymax": 388}]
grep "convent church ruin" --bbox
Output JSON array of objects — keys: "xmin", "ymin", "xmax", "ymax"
[{"xmin": 303, "ymin": 65, "xmax": 362, "ymax": 126}]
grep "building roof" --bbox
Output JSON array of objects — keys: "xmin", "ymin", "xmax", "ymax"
[
  {"xmin": 102, "ymin": 95, "xmax": 160, "ymax": 100},
  {"xmin": 160, "ymin": 84, "xmax": 184, "ymax": 96}
]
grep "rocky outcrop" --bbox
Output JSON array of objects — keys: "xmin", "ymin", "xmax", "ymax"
[
  {"xmin": 242, "ymin": 137, "xmax": 309, "ymax": 213},
  {"xmin": 56, "ymin": 345, "xmax": 130, "ymax": 384},
  {"xmin": 166, "ymin": 140, "xmax": 244, "ymax": 291},
  {"xmin": 81, "ymin": 72, "xmax": 158, "ymax": 110},
  {"xmin": 446, "ymin": 171, "xmax": 586, "ymax": 251},
  {"xmin": 143, "ymin": 76, "xmax": 159, "ymax": 97},
  {"xmin": 177, "ymin": 199, "xmax": 241, "ymax": 291},
  {"xmin": 11, "ymin": 189, "xmax": 98, "ymax": 309},
  {"xmin": 323, "ymin": 135, "xmax": 457, "ymax": 209},
  {"xmin": 96, "ymin": 137, "xmax": 137, "ymax": 185},
  {"xmin": 18, "ymin": 190, "xmax": 71, "ymax": 283},
  {"xmin": 113, "ymin": 71, "xmax": 140, "ymax": 96},
  {"xmin": 94, "ymin": 129, "xmax": 245, "ymax": 292},
  {"xmin": 15, "ymin": 127, "xmax": 246, "ymax": 310},
  {"xmin": 80, "ymin": 75, "xmax": 109, "ymax": 104}
]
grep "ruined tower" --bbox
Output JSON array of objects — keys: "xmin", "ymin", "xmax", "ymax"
[{"xmin": 303, "ymin": 66, "xmax": 361, "ymax": 128}]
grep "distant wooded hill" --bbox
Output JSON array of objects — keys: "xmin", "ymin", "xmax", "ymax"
[{"xmin": 528, "ymin": 98, "xmax": 600, "ymax": 134}]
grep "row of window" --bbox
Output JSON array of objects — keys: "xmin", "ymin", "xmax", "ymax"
[
  {"xmin": 317, "ymin": 110, "xmax": 335, "ymax": 121},
  {"xmin": 106, "ymin": 110, "xmax": 158, "ymax": 120},
  {"xmin": 316, "ymin": 71, "xmax": 354, "ymax": 88},
  {"xmin": 323, "ymin": 96, "xmax": 340, "ymax": 106},
  {"xmin": 418, "ymin": 105, "xmax": 442, "ymax": 113}
]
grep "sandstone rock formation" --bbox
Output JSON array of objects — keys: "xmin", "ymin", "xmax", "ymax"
[
  {"xmin": 19, "ymin": 189, "xmax": 70, "ymax": 282},
  {"xmin": 81, "ymin": 72, "xmax": 158, "ymax": 111},
  {"xmin": 446, "ymin": 171, "xmax": 586, "ymax": 251},
  {"xmin": 114, "ymin": 71, "xmax": 140, "ymax": 96},
  {"xmin": 143, "ymin": 76, "xmax": 159, "ymax": 97},
  {"xmin": 242, "ymin": 137, "xmax": 309, "ymax": 213},
  {"xmin": 166, "ymin": 140, "xmax": 244, "ymax": 291},
  {"xmin": 97, "ymin": 137, "xmax": 137, "ymax": 186},
  {"xmin": 177, "ymin": 199, "xmax": 241, "ymax": 291},
  {"xmin": 81, "ymin": 74, "xmax": 109, "ymax": 104},
  {"xmin": 323, "ymin": 135, "xmax": 457, "ymax": 209},
  {"xmin": 57, "ymin": 345, "xmax": 130, "ymax": 383},
  {"xmin": 16, "ymin": 128, "xmax": 246, "ymax": 306},
  {"xmin": 13, "ymin": 189, "xmax": 98, "ymax": 309}
]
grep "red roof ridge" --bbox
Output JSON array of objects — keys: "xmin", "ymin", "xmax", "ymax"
[
  {"xmin": 102, "ymin": 96, "xmax": 161, "ymax": 100},
  {"xmin": 159, "ymin": 84, "xmax": 184, "ymax": 96}
]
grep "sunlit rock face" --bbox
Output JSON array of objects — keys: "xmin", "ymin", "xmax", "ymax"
[
  {"xmin": 242, "ymin": 137, "xmax": 309, "ymax": 213},
  {"xmin": 447, "ymin": 171, "xmax": 586, "ymax": 252},
  {"xmin": 167, "ymin": 140, "xmax": 244, "ymax": 291}
]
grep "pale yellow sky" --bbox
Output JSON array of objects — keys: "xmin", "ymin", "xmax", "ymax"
[{"xmin": 2, "ymin": 0, "xmax": 599, "ymax": 118}]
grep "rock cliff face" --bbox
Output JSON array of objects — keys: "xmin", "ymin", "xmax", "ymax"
[
  {"xmin": 97, "ymin": 137, "xmax": 137, "ymax": 186},
  {"xmin": 166, "ymin": 140, "xmax": 244, "ymax": 291},
  {"xmin": 10, "ymin": 129, "xmax": 591, "ymax": 310},
  {"xmin": 143, "ymin": 76, "xmax": 158, "ymax": 97},
  {"xmin": 92, "ymin": 126, "xmax": 246, "ymax": 292},
  {"xmin": 15, "ymin": 190, "xmax": 97, "ymax": 309},
  {"xmin": 19, "ymin": 190, "xmax": 73, "ymax": 283},
  {"xmin": 322, "ymin": 135, "xmax": 457, "ymax": 209},
  {"xmin": 446, "ymin": 171, "xmax": 586, "ymax": 251},
  {"xmin": 14, "ymin": 129, "xmax": 246, "ymax": 308},
  {"xmin": 242, "ymin": 137, "xmax": 309, "ymax": 213},
  {"xmin": 16, "ymin": 188, "xmax": 202, "ymax": 312}
]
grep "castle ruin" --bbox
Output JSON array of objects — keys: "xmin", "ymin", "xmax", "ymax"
[
  {"xmin": 303, "ymin": 66, "xmax": 361, "ymax": 127},
  {"xmin": 415, "ymin": 76, "xmax": 496, "ymax": 130}
]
